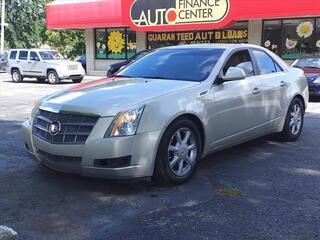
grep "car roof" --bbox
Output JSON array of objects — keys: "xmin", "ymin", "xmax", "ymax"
[{"xmin": 9, "ymin": 49, "xmax": 56, "ymax": 51}]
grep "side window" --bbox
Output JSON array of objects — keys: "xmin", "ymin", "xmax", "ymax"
[
  {"xmin": 19, "ymin": 51, "xmax": 28, "ymax": 60},
  {"xmin": 252, "ymin": 50, "xmax": 276, "ymax": 75},
  {"xmin": 30, "ymin": 51, "xmax": 40, "ymax": 61},
  {"xmin": 9, "ymin": 51, "xmax": 17, "ymax": 60},
  {"xmin": 274, "ymin": 62, "xmax": 284, "ymax": 72},
  {"xmin": 223, "ymin": 50, "xmax": 254, "ymax": 78}
]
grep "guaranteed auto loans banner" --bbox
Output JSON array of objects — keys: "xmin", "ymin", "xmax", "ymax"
[{"xmin": 122, "ymin": 0, "xmax": 320, "ymax": 31}]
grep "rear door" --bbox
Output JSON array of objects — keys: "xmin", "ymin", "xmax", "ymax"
[
  {"xmin": 251, "ymin": 49, "xmax": 287, "ymax": 125},
  {"xmin": 8, "ymin": 50, "xmax": 18, "ymax": 71},
  {"xmin": 18, "ymin": 50, "xmax": 29, "ymax": 75}
]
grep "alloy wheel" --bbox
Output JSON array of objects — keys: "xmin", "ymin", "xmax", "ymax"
[
  {"xmin": 12, "ymin": 71, "xmax": 20, "ymax": 82},
  {"xmin": 168, "ymin": 127, "xmax": 198, "ymax": 177},
  {"xmin": 289, "ymin": 103, "xmax": 302, "ymax": 135},
  {"xmin": 48, "ymin": 72, "xmax": 57, "ymax": 84}
]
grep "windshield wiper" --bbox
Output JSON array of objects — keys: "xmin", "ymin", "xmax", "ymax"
[
  {"xmin": 112, "ymin": 75, "xmax": 133, "ymax": 78},
  {"xmin": 139, "ymin": 76, "xmax": 168, "ymax": 80}
]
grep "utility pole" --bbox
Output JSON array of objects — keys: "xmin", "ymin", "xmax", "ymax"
[{"xmin": 1, "ymin": 0, "xmax": 5, "ymax": 54}]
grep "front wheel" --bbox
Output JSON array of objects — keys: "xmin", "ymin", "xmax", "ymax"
[
  {"xmin": 47, "ymin": 70, "xmax": 60, "ymax": 84},
  {"xmin": 279, "ymin": 98, "xmax": 304, "ymax": 141},
  {"xmin": 153, "ymin": 118, "xmax": 202, "ymax": 185}
]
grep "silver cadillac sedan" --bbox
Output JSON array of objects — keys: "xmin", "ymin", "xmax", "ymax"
[{"xmin": 22, "ymin": 44, "xmax": 308, "ymax": 184}]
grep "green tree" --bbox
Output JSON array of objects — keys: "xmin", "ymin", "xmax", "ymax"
[
  {"xmin": 44, "ymin": 30, "xmax": 85, "ymax": 59},
  {"xmin": 4, "ymin": 0, "xmax": 85, "ymax": 59},
  {"xmin": 5, "ymin": 0, "xmax": 47, "ymax": 49}
]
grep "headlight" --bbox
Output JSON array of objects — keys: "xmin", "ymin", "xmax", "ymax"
[
  {"xmin": 313, "ymin": 77, "xmax": 320, "ymax": 84},
  {"xmin": 105, "ymin": 106, "xmax": 145, "ymax": 137}
]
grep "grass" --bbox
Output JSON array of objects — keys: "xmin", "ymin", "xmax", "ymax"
[{"xmin": 215, "ymin": 188, "xmax": 243, "ymax": 197}]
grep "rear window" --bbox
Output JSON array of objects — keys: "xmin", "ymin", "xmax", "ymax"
[
  {"xmin": 9, "ymin": 51, "xmax": 17, "ymax": 60},
  {"xmin": 19, "ymin": 51, "xmax": 28, "ymax": 60},
  {"xmin": 252, "ymin": 50, "xmax": 276, "ymax": 75}
]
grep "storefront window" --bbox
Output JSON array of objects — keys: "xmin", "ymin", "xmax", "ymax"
[
  {"xmin": 95, "ymin": 28, "xmax": 136, "ymax": 60},
  {"xmin": 263, "ymin": 18, "xmax": 319, "ymax": 60},
  {"xmin": 315, "ymin": 18, "xmax": 320, "ymax": 55},
  {"xmin": 147, "ymin": 22, "xmax": 248, "ymax": 49},
  {"xmin": 127, "ymin": 29, "xmax": 137, "ymax": 59},
  {"xmin": 95, "ymin": 29, "xmax": 107, "ymax": 59},
  {"xmin": 282, "ymin": 19, "xmax": 316, "ymax": 60},
  {"xmin": 262, "ymin": 20, "xmax": 281, "ymax": 55}
]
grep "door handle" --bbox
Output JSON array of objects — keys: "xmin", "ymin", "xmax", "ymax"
[
  {"xmin": 252, "ymin": 87, "xmax": 262, "ymax": 95},
  {"xmin": 280, "ymin": 81, "xmax": 286, "ymax": 87},
  {"xmin": 28, "ymin": 61, "xmax": 32, "ymax": 64},
  {"xmin": 16, "ymin": 61, "xmax": 20, "ymax": 63}
]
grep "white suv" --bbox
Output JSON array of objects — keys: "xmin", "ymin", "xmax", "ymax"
[{"xmin": 7, "ymin": 49, "xmax": 85, "ymax": 84}]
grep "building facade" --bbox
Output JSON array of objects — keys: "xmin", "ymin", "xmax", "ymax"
[{"xmin": 46, "ymin": 0, "xmax": 320, "ymax": 75}]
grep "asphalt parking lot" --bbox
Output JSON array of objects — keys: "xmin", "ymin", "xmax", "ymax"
[{"xmin": 0, "ymin": 73, "xmax": 320, "ymax": 240}]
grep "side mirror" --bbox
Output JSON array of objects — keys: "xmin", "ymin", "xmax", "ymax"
[{"xmin": 223, "ymin": 67, "xmax": 246, "ymax": 82}]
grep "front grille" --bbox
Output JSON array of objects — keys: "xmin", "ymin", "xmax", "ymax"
[
  {"xmin": 33, "ymin": 109, "xmax": 98, "ymax": 144},
  {"xmin": 68, "ymin": 65, "xmax": 78, "ymax": 71}
]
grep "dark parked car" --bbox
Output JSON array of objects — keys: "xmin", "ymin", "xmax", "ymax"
[
  {"xmin": 106, "ymin": 50, "xmax": 151, "ymax": 77},
  {"xmin": 0, "ymin": 53, "xmax": 8, "ymax": 72},
  {"xmin": 292, "ymin": 56, "xmax": 320, "ymax": 96},
  {"xmin": 75, "ymin": 55, "xmax": 86, "ymax": 72}
]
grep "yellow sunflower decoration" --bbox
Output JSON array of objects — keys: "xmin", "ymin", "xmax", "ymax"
[
  {"xmin": 108, "ymin": 31, "xmax": 125, "ymax": 54},
  {"xmin": 296, "ymin": 22, "xmax": 314, "ymax": 39}
]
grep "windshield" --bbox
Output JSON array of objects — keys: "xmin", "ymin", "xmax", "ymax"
[
  {"xmin": 129, "ymin": 50, "xmax": 150, "ymax": 62},
  {"xmin": 293, "ymin": 58, "xmax": 320, "ymax": 69},
  {"xmin": 116, "ymin": 48, "xmax": 225, "ymax": 82},
  {"xmin": 39, "ymin": 51, "xmax": 64, "ymax": 60}
]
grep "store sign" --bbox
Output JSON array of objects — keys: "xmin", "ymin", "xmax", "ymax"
[
  {"xmin": 125, "ymin": 0, "xmax": 232, "ymax": 31},
  {"xmin": 147, "ymin": 29, "xmax": 248, "ymax": 48}
]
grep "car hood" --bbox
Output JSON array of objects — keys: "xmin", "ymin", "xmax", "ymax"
[{"xmin": 40, "ymin": 78, "xmax": 199, "ymax": 117}]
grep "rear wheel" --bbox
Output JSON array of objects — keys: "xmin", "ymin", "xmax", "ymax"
[
  {"xmin": 47, "ymin": 70, "xmax": 60, "ymax": 84},
  {"xmin": 279, "ymin": 98, "xmax": 304, "ymax": 141},
  {"xmin": 11, "ymin": 69, "xmax": 23, "ymax": 82},
  {"xmin": 153, "ymin": 118, "xmax": 202, "ymax": 185}
]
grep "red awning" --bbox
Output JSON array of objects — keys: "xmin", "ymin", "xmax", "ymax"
[{"xmin": 46, "ymin": 0, "xmax": 124, "ymax": 29}]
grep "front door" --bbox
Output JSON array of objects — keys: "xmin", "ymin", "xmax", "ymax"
[
  {"xmin": 206, "ymin": 50, "xmax": 265, "ymax": 149},
  {"xmin": 28, "ymin": 51, "xmax": 43, "ymax": 76}
]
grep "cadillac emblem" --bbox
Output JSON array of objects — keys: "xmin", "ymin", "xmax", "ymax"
[{"xmin": 49, "ymin": 121, "xmax": 61, "ymax": 136}]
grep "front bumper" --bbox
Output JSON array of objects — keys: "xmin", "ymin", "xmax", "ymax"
[
  {"xmin": 22, "ymin": 119, "xmax": 161, "ymax": 179},
  {"xmin": 58, "ymin": 68, "xmax": 85, "ymax": 80}
]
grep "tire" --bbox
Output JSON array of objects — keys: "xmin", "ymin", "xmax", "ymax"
[
  {"xmin": 37, "ymin": 77, "xmax": 46, "ymax": 83},
  {"xmin": 279, "ymin": 98, "xmax": 304, "ymax": 142},
  {"xmin": 47, "ymin": 70, "xmax": 60, "ymax": 84},
  {"xmin": 72, "ymin": 77, "xmax": 83, "ymax": 83},
  {"xmin": 11, "ymin": 69, "xmax": 23, "ymax": 82},
  {"xmin": 153, "ymin": 118, "xmax": 202, "ymax": 185}
]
